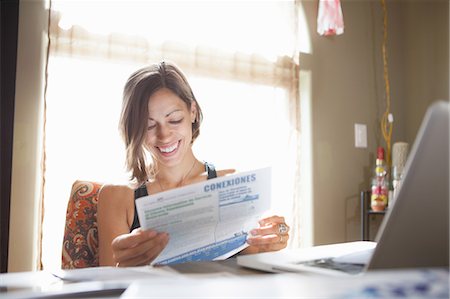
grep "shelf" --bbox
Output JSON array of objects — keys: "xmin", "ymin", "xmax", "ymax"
[
  {"xmin": 367, "ymin": 210, "xmax": 387, "ymax": 215},
  {"xmin": 361, "ymin": 191, "xmax": 387, "ymax": 240}
]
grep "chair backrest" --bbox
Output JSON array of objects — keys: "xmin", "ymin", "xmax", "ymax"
[{"xmin": 62, "ymin": 180, "xmax": 102, "ymax": 269}]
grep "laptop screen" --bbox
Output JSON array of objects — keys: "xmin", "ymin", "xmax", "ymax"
[{"xmin": 368, "ymin": 100, "xmax": 449, "ymax": 270}]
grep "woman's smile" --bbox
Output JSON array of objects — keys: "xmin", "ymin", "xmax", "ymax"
[{"xmin": 157, "ymin": 140, "xmax": 180, "ymax": 156}]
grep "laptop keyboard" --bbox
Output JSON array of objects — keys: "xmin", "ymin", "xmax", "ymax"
[{"xmin": 295, "ymin": 258, "xmax": 365, "ymax": 275}]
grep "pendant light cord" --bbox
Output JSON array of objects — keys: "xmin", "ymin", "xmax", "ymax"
[{"xmin": 380, "ymin": 0, "xmax": 393, "ymax": 169}]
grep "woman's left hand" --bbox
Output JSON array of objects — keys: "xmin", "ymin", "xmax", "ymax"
[{"xmin": 241, "ymin": 215, "xmax": 290, "ymax": 254}]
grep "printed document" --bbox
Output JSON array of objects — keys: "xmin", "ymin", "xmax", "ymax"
[{"xmin": 135, "ymin": 167, "xmax": 271, "ymax": 265}]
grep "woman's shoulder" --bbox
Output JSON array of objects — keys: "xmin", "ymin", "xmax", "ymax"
[
  {"xmin": 98, "ymin": 183, "xmax": 134, "ymax": 205},
  {"xmin": 100, "ymin": 183, "xmax": 134, "ymax": 193}
]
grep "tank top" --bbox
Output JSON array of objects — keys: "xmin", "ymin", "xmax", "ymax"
[{"xmin": 130, "ymin": 162, "xmax": 217, "ymax": 232}]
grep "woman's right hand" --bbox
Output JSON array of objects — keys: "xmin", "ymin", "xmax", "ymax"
[{"xmin": 111, "ymin": 228, "xmax": 169, "ymax": 267}]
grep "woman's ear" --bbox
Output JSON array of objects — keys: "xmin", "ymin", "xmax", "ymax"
[{"xmin": 190, "ymin": 101, "xmax": 197, "ymax": 123}]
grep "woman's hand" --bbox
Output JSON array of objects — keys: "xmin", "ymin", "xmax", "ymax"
[
  {"xmin": 241, "ymin": 215, "xmax": 290, "ymax": 255},
  {"xmin": 217, "ymin": 169, "xmax": 236, "ymax": 177},
  {"xmin": 112, "ymin": 228, "xmax": 169, "ymax": 267}
]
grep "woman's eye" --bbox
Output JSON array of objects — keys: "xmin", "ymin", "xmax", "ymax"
[
  {"xmin": 169, "ymin": 119, "xmax": 183, "ymax": 125},
  {"xmin": 147, "ymin": 124, "xmax": 156, "ymax": 130}
]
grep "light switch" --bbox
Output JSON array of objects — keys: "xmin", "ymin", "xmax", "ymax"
[{"xmin": 355, "ymin": 123, "xmax": 367, "ymax": 148}]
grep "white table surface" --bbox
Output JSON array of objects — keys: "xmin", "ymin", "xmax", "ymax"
[{"xmin": 1, "ymin": 258, "xmax": 448, "ymax": 299}]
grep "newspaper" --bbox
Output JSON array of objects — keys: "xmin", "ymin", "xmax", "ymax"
[{"xmin": 135, "ymin": 167, "xmax": 271, "ymax": 265}]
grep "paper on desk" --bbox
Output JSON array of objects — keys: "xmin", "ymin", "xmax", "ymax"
[
  {"xmin": 52, "ymin": 266, "xmax": 178, "ymax": 282},
  {"xmin": 136, "ymin": 167, "xmax": 271, "ymax": 265}
]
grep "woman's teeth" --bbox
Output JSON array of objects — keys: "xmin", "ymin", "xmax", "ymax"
[{"xmin": 159, "ymin": 142, "xmax": 178, "ymax": 153}]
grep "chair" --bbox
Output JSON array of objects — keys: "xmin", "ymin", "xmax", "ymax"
[{"xmin": 62, "ymin": 180, "xmax": 103, "ymax": 269}]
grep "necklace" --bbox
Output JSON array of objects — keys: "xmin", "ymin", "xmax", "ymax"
[{"xmin": 157, "ymin": 159, "xmax": 197, "ymax": 192}]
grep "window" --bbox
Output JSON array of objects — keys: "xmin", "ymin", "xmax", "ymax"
[{"xmin": 42, "ymin": 0, "xmax": 300, "ymax": 270}]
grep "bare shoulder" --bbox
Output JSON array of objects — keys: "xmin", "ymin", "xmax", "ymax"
[{"xmin": 98, "ymin": 184, "xmax": 134, "ymax": 208}]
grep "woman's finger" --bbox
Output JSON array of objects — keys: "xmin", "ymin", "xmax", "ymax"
[
  {"xmin": 113, "ymin": 232, "xmax": 168, "ymax": 263},
  {"xmin": 253, "ymin": 240, "xmax": 287, "ymax": 253},
  {"xmin": 112, "ymin": 229, "xmax": 157, "ymax": 250},
  {"xmin": 247, "ymin": 234, "xmax": 289, "ymax": 252},
  {"xmin": 116, "ymin": 234, "xmax": 169, "ymax": 267},
  {"xmin": 114, "ymin": 232, "xmax": 167, "ymax": 263},
  {"xmin": 245, "ymin": 239, "xmax": 287, "ymax": 253},
  {"xmin": 247, "ymin": 233, "xmax": 289, "ymax": 246},
  {"xmin": 216, "ymin": 168, "xmax": 236, "ymax": 176},
  {"xmin": 250, "ymin": 223, "xmax": 290, "ymax": 236},
  {"xmin": 258, "ymin": 215, "xmax": 285, "ymax": 227}
]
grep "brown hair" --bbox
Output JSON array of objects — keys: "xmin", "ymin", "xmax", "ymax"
[{"xmin": 119, "ymin": 61, "xmax": 203, "ymax": 185}]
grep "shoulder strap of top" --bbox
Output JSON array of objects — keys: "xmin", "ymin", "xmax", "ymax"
[
  {"xmin": 205, "ymin": 162, "xmax": 217, "ymax": 179},
  {"xmin": 130, "ymin": 184, "xmax": 148, "ymax": 231},
  {"xmin": 134, "ymin": 183, "xmax": 148, "ymax": 198}
]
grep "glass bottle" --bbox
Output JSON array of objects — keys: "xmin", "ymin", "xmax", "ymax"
[{"xmin": 371, "ymin": 147, "xmax": 389, "ymax": 211}]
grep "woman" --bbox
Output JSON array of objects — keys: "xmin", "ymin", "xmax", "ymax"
[{"xmin": 98, "ymin": 61, "xmax": 290, "ymax": 267}]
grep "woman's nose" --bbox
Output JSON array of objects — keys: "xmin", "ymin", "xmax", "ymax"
[{"xmin": 157, "ymin": 125, "xmax": 171, "ymax": 140}]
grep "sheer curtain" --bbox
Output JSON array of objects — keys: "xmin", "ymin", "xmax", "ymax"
[{"xmin": 42, "ymin": 0, "xmax": 301, "ymax": 270}]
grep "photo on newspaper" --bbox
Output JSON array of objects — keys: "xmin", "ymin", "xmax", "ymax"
[{"xmin": 135, "ymin": 167, "xmax": 271, "ymax": 265}]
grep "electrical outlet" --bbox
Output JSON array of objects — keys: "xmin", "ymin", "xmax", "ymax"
[{"xmin": 355, "ymin": 123, "xmax": 367, "ymax": 148}]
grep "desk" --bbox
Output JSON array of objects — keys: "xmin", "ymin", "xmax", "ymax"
[
  {"xmin": 0, "ymin": 259, "xmax": 261, "ymax": 299},
  {"xmin": 1, "ymin": 259, "xmax": 448, "ymax": 298}
]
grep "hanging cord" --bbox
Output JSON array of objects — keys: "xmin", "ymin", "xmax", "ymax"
[{"xmin": 380, "ymin": 0, "xmax": 393, "ymax": 169}]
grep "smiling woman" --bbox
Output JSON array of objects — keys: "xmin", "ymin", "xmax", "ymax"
[
  {"xmin": 42, "ymin": 1, "xmax": 301, "ymax": 270},
  {"xmin": 119, "ymin": 63, "xmax": 203, "ymax": 184},
  {"xmin": 97, "ymin": 62, "xmax": 290, "ymax": 267}
]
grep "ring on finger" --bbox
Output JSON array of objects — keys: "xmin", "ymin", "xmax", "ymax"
[{"xmin": 278, "ymin": 223, "xmax": 288, "ymax": 234}]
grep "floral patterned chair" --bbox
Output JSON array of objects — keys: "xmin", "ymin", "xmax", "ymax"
[{"xmin": 62, "ymin": 180, "xmax": 103, "ymax": 269}]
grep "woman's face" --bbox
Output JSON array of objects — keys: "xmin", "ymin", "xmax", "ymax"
[{"xmin": 145, "ymin": 88, "xmax": 196, "ymax": 168}]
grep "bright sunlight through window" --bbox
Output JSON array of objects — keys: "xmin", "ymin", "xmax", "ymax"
[{"xmin": 43, "ymin": 0, "xmax": 299, "ymax": 270}]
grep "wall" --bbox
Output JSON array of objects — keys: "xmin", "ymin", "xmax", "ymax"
[
  {"xmin": 300, "ymin": 0, "xmax": 448, "ymax": 245},
  {"xmin": 8, "ymin": 0, "xmax": 47, "ymax": 271},
  {"xmin": 1, "ymin": 0, "xmax": 20, "ymax": 273},
  {"xmin": 403, "ymin": 1, "xmax": 449, "ymax": 143}
]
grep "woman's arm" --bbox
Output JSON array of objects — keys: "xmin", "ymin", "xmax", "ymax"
[
  {"xmin": 97, "ymin": 185, "xmax": 169, "ymax": 266},
  {"xmin": 97, "ymin": 185, "xmax": 132, "ymax": 266}
]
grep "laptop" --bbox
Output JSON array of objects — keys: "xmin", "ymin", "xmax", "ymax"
[{"xmin": 237, "ymin": 100, "xmax": 449, "ymax": 276}]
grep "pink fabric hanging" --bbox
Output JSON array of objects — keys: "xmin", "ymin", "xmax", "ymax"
[{"xmin": 317, "ymin": 0, "xmax": 345, "ymax": 36}]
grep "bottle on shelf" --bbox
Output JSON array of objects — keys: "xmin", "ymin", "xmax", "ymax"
[
  {"xmin": 371, "ymin": 146, "xmax": 389, "ymax": 211},
  {"xmin": 391, "ymin": 142, "xmax": 410, "ymax": 205}
]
